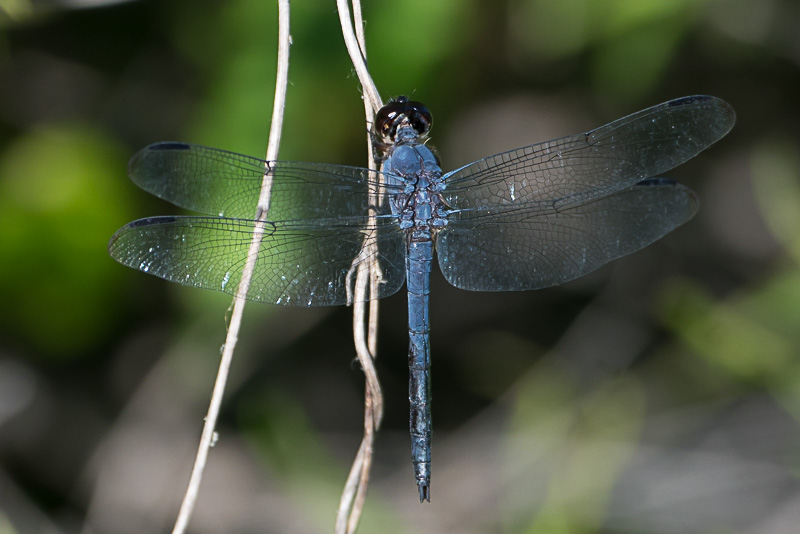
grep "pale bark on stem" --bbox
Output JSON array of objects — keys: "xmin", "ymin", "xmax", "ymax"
[
  {"xmin": 170, "ymin": 2, "xmax": 291, "ymax": 533},
  {"xmin": 337, "ymin": 0, "xmax": 382, "ymax": 115},
  {"xmin": 335, "ymin": 1, "xmax": 385, "ymax": 532}
]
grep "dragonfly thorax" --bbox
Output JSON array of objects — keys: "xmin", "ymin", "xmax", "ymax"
[{"xmin": 382, "ymin": 141, "xmax": 448, "ymax": 233}]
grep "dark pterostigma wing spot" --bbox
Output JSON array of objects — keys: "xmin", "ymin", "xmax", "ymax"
[{"xmin": 146, "ymin": 142, "xmax": 192, "ymax": 151}]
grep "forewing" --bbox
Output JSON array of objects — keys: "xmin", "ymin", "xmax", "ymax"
[
  {"xmin": 108, "ymin": 215, "xmax": 406, "ymax": 306},
  {"xmin": 441, "ymin": 96, "xmax": 734, "ymax": 211},
  {"xmin": 127, "ymin": 142, "xmax": 400, "ymax": 220},
  {"xmin": 437, "ymin": 179, "xmax": 697, "ymax": 291}
]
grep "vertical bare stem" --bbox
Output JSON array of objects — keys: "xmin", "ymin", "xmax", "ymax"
[
  {"xmin": 335, "ymin": 1, "xmax": 384, "ymax": 532},
  {"xmin": 337, "ymin": 0, "xmax": 382, "ymax": 114},
  {"xmin": 170, "ymin": 2, "xmax": 291, "ymax": 533}
]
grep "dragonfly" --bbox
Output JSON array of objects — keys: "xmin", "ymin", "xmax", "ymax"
[{"xmin": 109, "ymin": 95, "xmax": 735, "ymax": 502}]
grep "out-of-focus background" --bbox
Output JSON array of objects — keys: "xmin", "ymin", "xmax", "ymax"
[{"xmin": 1, "ymin": 0, "xmax": 798, "ymax": 533}]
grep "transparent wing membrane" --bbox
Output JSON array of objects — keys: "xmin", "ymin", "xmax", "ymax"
[
  {"xmin": 113, "ymin": 96, "xmax": 735, "ymax": 300},
  {"xmin": 108, "ymin": 215, "xmax": 406, "ymax": 306},
  {"xmin": 437, "ymin": 95, "xmax": 734, "ymax": 290},
  {"xmin": 128, "ymin": 142, "xmax": 401, "ymax": 220},
  {"xmin": 438, "ymin": 179, "xmax": 697, "ymax": 290},
  {"xmin": 442, "ymin": 96, "xmax": 734, "ymax": 211}
]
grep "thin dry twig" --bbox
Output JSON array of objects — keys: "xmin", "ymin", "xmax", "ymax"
[
  {"xmin": 337, "ymin": 0, "xmax": 382, "ymax": 114},
  {"xmin": 170, "ymin": 2, "xmax": 291, "ymax": 533},
  {"xmin": 335, "ymin": 1, "xmax": 384, "ymax": 532}
]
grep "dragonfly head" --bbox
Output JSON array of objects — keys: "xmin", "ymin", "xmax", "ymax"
[{"xmin": 375, "ymin": 96, "xmax": 432, "ymax": 144}]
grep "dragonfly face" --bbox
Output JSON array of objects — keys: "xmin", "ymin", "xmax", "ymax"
[
  {"xmin": 108, "ymin": 95, "xmax": 736, "ymax": 501},
  {"xmin": 374, "ymin": 96, "xmax": 432, "ymax": 144}
]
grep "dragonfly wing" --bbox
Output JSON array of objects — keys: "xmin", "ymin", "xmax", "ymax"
[
  {"xmin": 437, "ymin": 178, "xmax": 697, "ymax": 291},
  {"xmin": 441, "ymin": 96, "xmax": 734, "ymax": 210},
  {"xmin": 128, "ymin": 142, "xmax": 399, "ymax": 220},
  {"xmin": 108, "ymin": 215, "xmax": 406, "ymax": 306}
]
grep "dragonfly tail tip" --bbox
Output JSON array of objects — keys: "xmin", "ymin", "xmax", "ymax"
[{"xmin": 418, "ymin": 484, "xmax": 430, "ymax": 503}]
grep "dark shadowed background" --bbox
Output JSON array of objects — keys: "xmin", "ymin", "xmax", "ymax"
[{"xmin": 1, "ymin": 1, "xmax": 799, "ymax": 533}]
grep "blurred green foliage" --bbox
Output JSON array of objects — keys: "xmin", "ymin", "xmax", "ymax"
[
  {"xmin": 514, "ymin": 0, "xmax": 697, "ymax": 100},
  {"xmin": 0, "ymin": 125, "xmax": 131, "ymax": 357},
  {"xmin": 503, "ymin": 366, "xmax": 645, "ymax": 533},
  {"xmin": 661, "ymin": 140, "xmax": 800, "ymax": 417}
]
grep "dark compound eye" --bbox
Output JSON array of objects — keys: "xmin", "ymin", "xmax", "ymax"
[
  {"xmin": 374, "ymin": 101, "xmax": 402, "ymax": 138},
  {"xmin": 374, "ymin": 97, "xmax": 433, "ymax": 140},
  {"xmin": 409, "ymin": 108, "xmax": 432, "ymax": 136}
]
